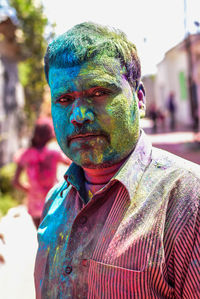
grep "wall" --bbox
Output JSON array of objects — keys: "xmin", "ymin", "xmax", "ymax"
[{"xmin": 155, "ymin": 42, "xmax": 193, "ymax": 127}]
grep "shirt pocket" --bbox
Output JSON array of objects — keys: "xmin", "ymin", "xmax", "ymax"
[{"xmin": 87, "ymin": 260, "xmax": 174, "ymax": 299}]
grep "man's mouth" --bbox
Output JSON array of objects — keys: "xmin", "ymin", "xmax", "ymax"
[{"xmin": 67, "ymin": 132, "xmax": 109, "ymax": 145}]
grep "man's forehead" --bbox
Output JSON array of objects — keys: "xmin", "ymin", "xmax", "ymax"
[{"xmin": 48, "ymin": 58, "xmax": 126, "ymax": 92}]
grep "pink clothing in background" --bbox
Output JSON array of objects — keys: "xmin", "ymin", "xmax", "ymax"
[{"xmin": 15, "ymin": 147, "xmax": 67, "ymax": 218}]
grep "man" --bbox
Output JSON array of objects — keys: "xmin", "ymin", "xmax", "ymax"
[{"xmin": 35, "ymin": 22, "xmax": 200, "ymax": 298}]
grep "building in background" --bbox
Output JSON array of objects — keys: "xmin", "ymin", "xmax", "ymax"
[
  {"xmin": 142, "ymin": 74, "xmax": 156, "ymax": 114},
  {"xmin": 155, "ymin": 33, "xmax": 200, "ymax": 130},
  {"xmin": 0, "ymin": 0, "xmax": 25, "ymax": 166}
]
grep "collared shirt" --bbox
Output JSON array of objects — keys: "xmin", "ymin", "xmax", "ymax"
[{"xmin": 34, "ymin": 130, "xmax": 200, "ymax": 299}]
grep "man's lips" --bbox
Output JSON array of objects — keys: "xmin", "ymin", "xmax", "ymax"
[{"xmin": 67, "ymin": 133, "xmax": 109, "ymax": 145}]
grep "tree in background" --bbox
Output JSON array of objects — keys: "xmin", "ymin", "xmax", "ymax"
[{"xmin": 10, "ymin": 0, "xmax": 53, "ymax": 124}]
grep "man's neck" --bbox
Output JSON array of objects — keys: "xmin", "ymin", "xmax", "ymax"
[{"xmin": 83, "ymin": 159, "xmax": 125, "ymax": 185}]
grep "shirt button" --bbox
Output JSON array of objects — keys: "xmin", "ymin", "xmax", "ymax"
[
  {"xmin": 79, "ymin": 216, "xmax": 87, "ymax": 225},
  {"xmin": 65, "ymin": 266, "xmax": 72, "ymax": 275}
]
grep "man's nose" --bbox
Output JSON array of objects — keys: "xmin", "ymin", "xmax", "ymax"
[{"xmin": 70, "ymin": 101, "xmax": 94, "ymax": 126}]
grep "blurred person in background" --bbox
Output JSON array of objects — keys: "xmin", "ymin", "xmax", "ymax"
[
  {"xmin": 149, "ymin": 102, "xmax": 158, "ymax": 132},
  {"xmin": 157, "ymin": 108, "xmax": 167, "ymax": 131},
  {"xmin": 13, "ymin": 117, "xmax": 71, "ymax": 229},
  {"xmin": 167, "ymin": 91, "xmax": 176, "ymax": 130}
]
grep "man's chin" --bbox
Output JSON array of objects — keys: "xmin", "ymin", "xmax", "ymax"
[
  {"xmin": 74, "ymin": 158, "xmax": 118, "ymax": 169},
  {"xmin": 73, "ymin": 160, "xmax": 103, "ymax": 169},
  {"xmin": 68, "ymin": 147, "xmax": 107, "ymax": 168}
]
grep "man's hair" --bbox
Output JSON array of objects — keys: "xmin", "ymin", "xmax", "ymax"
[
  {"xmin": 44, "ymin": 22, "xmax": 141, "ymax": 88},
  {"xmin": 31, "ymin": 118, "xmax": 54, "ymax": 148}
]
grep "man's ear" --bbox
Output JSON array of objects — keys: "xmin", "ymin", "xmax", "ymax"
[{"xmin": 137, "ymin": 82, "xmax": 146, "ymax": 118}]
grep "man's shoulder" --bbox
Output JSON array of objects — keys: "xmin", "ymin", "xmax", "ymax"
[
  {"xmin": 140, "ymin": 147, "xmax": 200, "ymax": 227},
  {"xmin": 151, "ymin": 146, "xmax": 200, "ymax": 179},
  {"xmin": 41, "ymin": 179, "xmax": 70, "ymax": 219}
]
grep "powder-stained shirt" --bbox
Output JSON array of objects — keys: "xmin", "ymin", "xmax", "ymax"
[
  {"xmin": 34, "ymin": 131, "xmax": 200, "ymax": 298},
  {"xmin": 15, "ymin": 146, "xmax": 67, "ymax": 217}
]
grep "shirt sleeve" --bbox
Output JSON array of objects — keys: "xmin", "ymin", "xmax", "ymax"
[
  {"xmin": 181, "ymin": 205, "xmax": 200, "ymax": 298},
  {"xmin": 164, "ymin": 171, "xmax": 200, "ymax": 298},
  {"xmin": 14, "ymin": 148, "xmax": 29, "ymax": 167},
  {"xmin": 170, "ymin": 173, "xmax": 200, "ymax": 298}
]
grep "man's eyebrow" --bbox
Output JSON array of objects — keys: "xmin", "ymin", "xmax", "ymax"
[
  {"xmin": 51, "ymin": 86, "xmax": 75, "ymax": 98},
  {"xmin": 85, "ymin": 80, "xmax": 122, "ymax": 90},
  {"xmin": 51, "ymin": 79, "xmax": 122, "ymax": 99}
]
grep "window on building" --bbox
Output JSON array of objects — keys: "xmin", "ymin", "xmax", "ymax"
[{"xmin": 179, "ymin": 71, "xmax": 188, "ymax": 100}]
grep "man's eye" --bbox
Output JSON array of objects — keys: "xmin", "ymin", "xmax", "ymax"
[
  {"xmin": 92, "ymin": 90, "xmax": 110, "ymax": 97},
  {"xmin": 56, "ymin": 96, "xmax": 73, "ymax": 104}
]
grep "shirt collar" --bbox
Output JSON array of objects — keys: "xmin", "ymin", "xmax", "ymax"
[
  {"xmin": 112, "ymin": 129, "xmax": 152, "ymax": 200},
  {"xmin": 64, "ymin": 162, "xmax": 87, "ymax": 202},
  {"xmin": 64, "ymin": 129, "xmax": 152, "ymax": 202}
]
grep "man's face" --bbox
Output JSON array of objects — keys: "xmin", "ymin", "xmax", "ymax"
[{"xmin": 49, "ymin": 56, "xmax": 141, "ymax": 168}]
